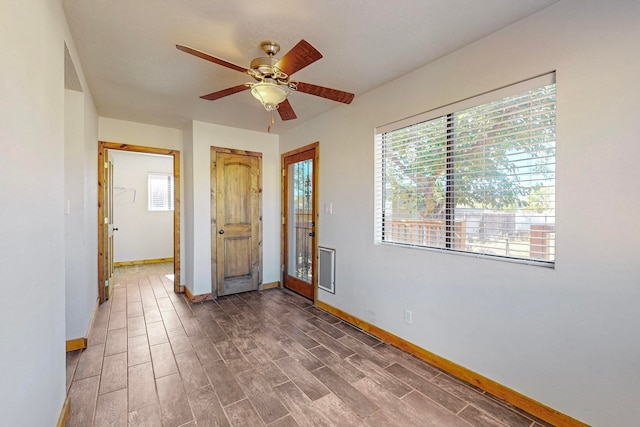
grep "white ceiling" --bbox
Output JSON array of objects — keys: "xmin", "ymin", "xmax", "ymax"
[{"xmin": 63, "ymin": 0, "xmax": 558, "ymax": 134}]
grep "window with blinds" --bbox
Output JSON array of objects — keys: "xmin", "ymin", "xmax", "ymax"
[
  {"xmin": 148, "ymin": 173, "xmax": 174, "ymax": 211},
  {"xmin": 375, "ymin": 73, "xmax": 556, "ymax": 265}
]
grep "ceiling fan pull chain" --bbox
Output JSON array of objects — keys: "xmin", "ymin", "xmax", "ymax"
[{"xmin": 267, "ymin": 110, "xmax": 274, "ymax": 133}]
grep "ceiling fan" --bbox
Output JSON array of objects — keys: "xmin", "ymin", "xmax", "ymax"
[{"xmin": 176, "ymin": 40, "xmax": 355, "ymax": 121}]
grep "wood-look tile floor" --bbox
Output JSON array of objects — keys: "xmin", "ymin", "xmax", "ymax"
[{"xmin": 66, "ymin": 263, "xmax": 552, "ymax": 427}]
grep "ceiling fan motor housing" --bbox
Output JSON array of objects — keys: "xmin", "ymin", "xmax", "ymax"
[
  {"xmin": 248, "ymin": 41, "xmax": 290, "ymax": 83},
  {"xmin": 250, "ymin": 56, "xmax": 287, "ymax": 81}
]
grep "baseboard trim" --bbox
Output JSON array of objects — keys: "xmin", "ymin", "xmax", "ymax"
[
  {"xmin": 56, "ymin": 396, "xmax": 70, "ymax": 427},
  {"xmin": 114, "ymin": 257, "xmax": 173, "ymax": 267},
  {"xmin": 65, "ymin": 337, "xmax": 88, "ymax": 352},
  {"xmin": 262, "ymin": 281, "xmax": 280, "ymax": 290},
  {"xmin": 184, "ymin": 286, "xmax": 213, "ymax": 303},
  {"xmin": 184, "ymin": 286, "xmax": 194, "ymax": 301},
  {"xmin": 184, "ymin": 282, "xmax": 281, "ymax": 302},
  {"xmin": 315, "ymin": 300, "xmax": 588, "ymax": 427},
  {"xmin": 66, "ymin": 298, "xmax": 99, "ymax": 353}
]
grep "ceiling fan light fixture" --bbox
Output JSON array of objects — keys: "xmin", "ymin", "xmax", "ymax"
[{"xmin": 251, "ymin": 81, "xmax": 289, "ymax": 111}]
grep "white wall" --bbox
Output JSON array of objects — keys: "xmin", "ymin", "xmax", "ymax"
[
  {"xmin": 100, "ymin": 117, "xmax": 184, "ymax": 151},
  {"xmin": 64, "ymin": 86, "xmax": 99, "ymax": 341},
  {"xmin": 109, "ymin": 150, "xmax": 174, "ymax": 263},
  {"xmin": 182, "ymin": 122, "xmax": 196, "ymax": 292},
  {"xmin": 185, "ymin": 121, "xmax": 280, "ymax": 296},
  {"xmin": 280, "ymin": 1, "xmax": 640, "ymax": 425},
  {"xmin": 0, "ymin": 1, "xmax": 98, "ymax": 425}
]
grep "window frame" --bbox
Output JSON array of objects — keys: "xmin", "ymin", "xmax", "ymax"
[
  {"xmin": 147, "ymin": 172, "xmax": 175, "ymax": 212},
  {"xmin": 374, "ymin": 73, "xmax": 556, "ymax": 266}
]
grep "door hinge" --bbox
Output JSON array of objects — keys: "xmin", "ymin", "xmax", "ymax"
[
  {"xmin": 282, "ymin": 169, "xmax": 286, "ymax": 177},
  {"xmin": 104, "ymin": 161, "xmax": 109, "ymax": 169}
]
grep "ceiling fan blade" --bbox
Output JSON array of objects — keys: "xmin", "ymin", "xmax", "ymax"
[
  {"xmin": 295, "ymin": 82, "xmax": 355, "ymax": 104},
  {"xmin": 200, "ymin": 84, "xmax": 250, "ymax": 101},
  {"xmin": 176, "ymin": 44, "xmax": 248, "ymax": 74},
  {"xmin": 275, "ymin": 40, "xmax": 323, "ymax": 76},
  {"xmin": 277, "ymin": 99, "xmax": 297, "ymax": 121}
]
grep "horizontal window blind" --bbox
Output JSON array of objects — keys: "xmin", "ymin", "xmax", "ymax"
[
  {"xmin": 375, "ymin": 73, "xmax": 556, "ymax": 264},
  {"xmin": 148, "ymin": 173, "xmax": 174, "ymax": 211}
]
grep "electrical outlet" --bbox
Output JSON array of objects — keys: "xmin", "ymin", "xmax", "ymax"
[{"xmin": 404, "ymin": 309, "xmax": 412, "ymax": 324}]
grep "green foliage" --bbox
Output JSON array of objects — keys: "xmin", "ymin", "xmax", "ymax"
[
  {"xmin": 525, "ymin": 185, "xmax": 555, "ymax": 212},
  {"xmin": 382, "ymin": 85, "xmax": 556, "ymax": 218}
]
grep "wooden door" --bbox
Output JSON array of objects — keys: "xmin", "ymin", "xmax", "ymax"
[
  {"xmin": 282, "ymin": 143, "xmax": 318, "ymax": 300},
  {"xmin": 211, "ymin": 148, "xmax": 262, "ymax": 297},
  {"xmin": 103, "ymin": 155, "xmax": 115, "ymax": 299}
]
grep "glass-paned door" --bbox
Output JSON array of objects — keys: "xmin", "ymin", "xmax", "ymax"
[{"xmin": 282, "ymin": 144, "xmax": 318, "ymax": 300}]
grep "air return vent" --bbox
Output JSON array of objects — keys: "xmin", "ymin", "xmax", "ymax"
[{"xmin": 318, "ymin": 247, "xmax": 335, "ymax": 293}]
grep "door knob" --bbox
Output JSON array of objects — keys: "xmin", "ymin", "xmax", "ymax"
[
  {"xmin": 219, "ymin": 229, "xmax": 224, "ymax": 235},
  {"xmin": 308, "ymin": 231, "xmax": 315, "ymax": 237},
  {"xmin": 113, "ymin": 227, "xmax": 119, "ymax": 231}
]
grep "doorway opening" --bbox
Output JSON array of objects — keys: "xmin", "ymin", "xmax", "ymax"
[
  {"xmin": 281, "ymin": 142, "xmax": 319, "ymax": 301},
  {"xmin": 97, "ymin": 141, "xmax": 181, "ymax": 303}
]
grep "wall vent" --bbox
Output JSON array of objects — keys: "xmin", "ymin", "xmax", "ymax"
[{"xmin": 318, "ymin": 247, "xmax": 335, "ymax": 293}]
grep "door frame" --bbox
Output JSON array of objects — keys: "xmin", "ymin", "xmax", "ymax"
[
  {"xmin": 210, "ymin": 146, "xmax": 263, "ymax": 298},
  {"xmin": 97, "ymin": 141, "xmax": 181, "ymax": 303},
  {"xmin": 281, "ymin": 142, "xmax": 319, "ymax": 301}
]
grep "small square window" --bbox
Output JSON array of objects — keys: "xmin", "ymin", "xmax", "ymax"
[{"xmin": 148, "ymin": 173, "xmax": 174, "ymax": 211}]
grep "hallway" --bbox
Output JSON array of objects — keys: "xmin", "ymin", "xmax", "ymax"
[{"xmin": 66, "ymin": 264, "xmax": 550, "ymax": 426}]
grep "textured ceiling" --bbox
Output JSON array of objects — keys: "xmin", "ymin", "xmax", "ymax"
[{"xmin": 63, "ymin": 0, "xmax": 558, "ymax": 134}]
